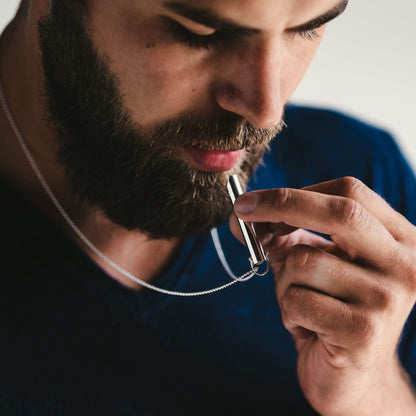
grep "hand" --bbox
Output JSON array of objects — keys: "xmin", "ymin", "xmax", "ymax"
[{"xmin": 231, "ymin": 177, "xmax": 416, "ymax": 415}]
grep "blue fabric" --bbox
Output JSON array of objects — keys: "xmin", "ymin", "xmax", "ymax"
[{"xmin": 1, "ymin": 105, "xmax": 415, "ymax": 415}]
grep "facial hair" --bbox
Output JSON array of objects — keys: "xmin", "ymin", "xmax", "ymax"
[{"xmin": 37, "ymin": 0, "xmax": 284, "ymax": 239}]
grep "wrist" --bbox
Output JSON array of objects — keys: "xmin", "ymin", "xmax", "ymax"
[{"xmin": 344, "ymin": 359, "xmax": 416, "ymax": 416}]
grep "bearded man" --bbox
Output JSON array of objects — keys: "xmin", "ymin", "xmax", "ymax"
[{"xmin": 1, "ymin": 0, "xmax": 416, "ymax": 414}]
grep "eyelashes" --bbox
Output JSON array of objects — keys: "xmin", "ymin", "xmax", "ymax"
[
  {"xmin": 292, "ymin": 28, "xmax": 320, "ymax": 40},
  {"xmin": 167, "ymin": 19, "xmax": 323, "ymax": 51},
  {"xmin": 167, "ymin": 19, "xmax": 221, "ymax": 50}
]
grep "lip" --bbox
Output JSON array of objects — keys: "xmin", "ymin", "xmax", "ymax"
[{"xmin": 184, "ymin": 146, "xmax": 244, "ymax": 173}]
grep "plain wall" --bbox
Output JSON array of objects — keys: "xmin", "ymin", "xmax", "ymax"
[
  {"xmin": 1, "ymin": 0, "xmax": 415, "ymax": 171},
  {"xmin": 291, "ymin": 0, "xmax": 416, "ymax": 173}
]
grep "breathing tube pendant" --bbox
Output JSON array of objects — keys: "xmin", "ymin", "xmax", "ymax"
[{"xmin": 227, "ymin": 175, "xmax": 270, "ymax": 277}]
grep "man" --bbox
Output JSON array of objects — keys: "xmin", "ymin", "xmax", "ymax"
[{"xmin": 1, "ymin": 0, "xmax": 415, "ymax": 414}]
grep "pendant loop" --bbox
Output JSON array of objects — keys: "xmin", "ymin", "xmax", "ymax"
[{"xmin": 250, "ymin": 254, "xmax": 270, "ymax": 277}]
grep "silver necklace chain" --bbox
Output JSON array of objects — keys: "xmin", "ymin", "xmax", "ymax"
[{"xmin": 0, "ymin": 78, "xmax": 255, "ymax": 296}]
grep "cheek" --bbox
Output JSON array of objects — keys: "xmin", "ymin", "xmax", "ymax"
[
  {"xmin": 113, "ymin": 47, "xmax": 213, "ymax": 125},
  {"xmin": 87, "ymin": 6, "xmax": 213, "ymax": 125}
]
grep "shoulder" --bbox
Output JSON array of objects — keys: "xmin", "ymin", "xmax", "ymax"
[
  {"xmin": 268, "ymin": 104, "xmax": 407, "ymax": 182},
  {"xmin": 281, "ymin": 104, "xmax": 396, "ymax": 153}
]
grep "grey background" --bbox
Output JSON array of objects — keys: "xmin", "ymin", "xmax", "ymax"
[{"xmin": 1, "ymin": 0, "xmax": 415, "ymax": 170}]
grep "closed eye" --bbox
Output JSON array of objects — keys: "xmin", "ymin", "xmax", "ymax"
[
  {"xmin": 167, "ymin": 19, "xmax": 219, "ymax": 50},
  {"xmin": 164, "ymin": 0, "xmax": 348, "ymax": 49},
  {"xmin": 168, "ymin": 18, "xmax": 325, "ymax": 51},
  {"xmin": 167, "ymin": 18, "xmax": 252, "ymax": 50},
  {"xmin": 287, "ymin": 24, "xmax": 326, "ymax": 41}
]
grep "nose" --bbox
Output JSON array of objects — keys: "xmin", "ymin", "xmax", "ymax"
[{"xmin": 214, "ymin": 38, "xmax": 282, "ymax": 129}]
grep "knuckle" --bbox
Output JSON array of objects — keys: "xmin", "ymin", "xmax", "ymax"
[
  {"xmin": 338, "ymin": 176, "xmax": 365, "ymax": 199},
  {"xmin": 350, "ymin": 310, "xmax": 375, "ymax": 346},
  {"xmin": 397, "ymin": 251, "xmax": 416, "ymax": 293},
  {"xmin": 283, "ymin": 285, "xmax": 301, "ymax": 308},
  {"xmin": 280, "ymin": 286, "xmax": 306, "ymax": 326},
  {"xmin": 286, "ymin": 245, "xmax": 318, "ymax": 273},
  {"xmin": 331, "ymin": 197, "xmax": 364, "ymax": 227},
  {"xmin": 271, "ymin": 188, "xmax": 294, "ymax": 212},
  {"xmin": 408, "ymin": 228, "xmax": 416, "ymax": 250},
  {"xmin": 367, "ymin": 281, "xmax": 394, "ymax": 311}
]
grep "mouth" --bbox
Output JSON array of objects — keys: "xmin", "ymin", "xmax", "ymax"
[{"xmin": 183, "ymin": 145, "xmax": 244, "ymax": 173}]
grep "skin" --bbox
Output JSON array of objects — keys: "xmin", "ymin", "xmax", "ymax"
[
  {"xmin": 232, "ymin": 179, "xmax": 416, "ymax": 414},
  {"xmin": 0, "ymin": 0, "xmax": 328, "ymax": 285},
  {"xmin": 84, "ymin": 0, "xmax": 325, "ymax": 128},
  {"xmin": 0, "ymin": 0, "xmax": 415, "ymax": 414}
]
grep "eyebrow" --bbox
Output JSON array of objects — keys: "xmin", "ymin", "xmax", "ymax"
[
  {"xmin": 164, "ymin": 1, "xmax": 259, "ymax": 35},
  {"xmin": 164, "ymin": 0, "xmax": 349, "ymax": 34},
  {"xmin": 289, "ymin": 0, "xmax": 349, "ymax": 33}
]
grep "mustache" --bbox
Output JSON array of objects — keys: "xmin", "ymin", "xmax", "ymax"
[{"xmin": 147, "ymin": 110, "xmax": 286, "ymax": 152}]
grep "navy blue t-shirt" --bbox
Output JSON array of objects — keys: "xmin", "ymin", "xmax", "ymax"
[{"xmin": 1, "ymin": 105, "xmax": 416, "ymax": 415}]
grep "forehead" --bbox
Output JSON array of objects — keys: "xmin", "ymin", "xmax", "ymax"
[{"xmin": 157, "ymin": 0, "xmax": 344, "ymax": 29}]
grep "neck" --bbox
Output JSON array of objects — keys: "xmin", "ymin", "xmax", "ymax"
[{"xmin": 0, "ymin": 8, "xmax": 181, "ymax": 291}]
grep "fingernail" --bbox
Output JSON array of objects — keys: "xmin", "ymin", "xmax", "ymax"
[{"xmin": 234, "ymin": 193, "xmax": 259, "ymax": 214}]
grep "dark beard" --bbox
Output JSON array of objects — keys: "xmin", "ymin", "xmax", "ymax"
[{"xmin": 37, "ymin": 0, "xmax": 284, "ymax": 239}]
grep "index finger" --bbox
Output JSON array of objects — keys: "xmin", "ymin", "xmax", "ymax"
[
  {"xmin": 234, "ymin": 187, "xmax": 399, "ymax": 268},
  {"xmin": 303, "ymin": 177, "xmax": 415, "ymax": 244}
]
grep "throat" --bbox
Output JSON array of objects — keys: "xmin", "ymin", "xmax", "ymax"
[{"xmin": 81, "ymin": 219, "xmax": 183, "ymax": 291}]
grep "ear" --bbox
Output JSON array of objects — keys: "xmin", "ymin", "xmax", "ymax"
[{"xmin": 23, "ymin": 0, "xmax": 51, "ymax": 27}]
